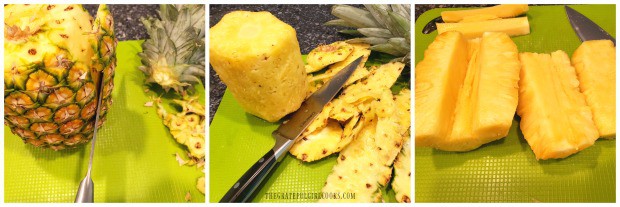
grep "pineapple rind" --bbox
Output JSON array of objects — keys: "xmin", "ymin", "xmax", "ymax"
[
  {"xmin": 392, "ymin": 133, "xmax": 410, "ymax": 203},
  {"xmin": 517, "ymin": 51, "xmax": 599, "ymax": 160},
  {"xmin": 572, "ymin": 40, "xmax": 616, "ymax": 139}
]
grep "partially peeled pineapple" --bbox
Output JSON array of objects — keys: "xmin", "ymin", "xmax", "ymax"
[{"xmin": 4, "ymin": 4, "xmax": 117, "ymax": 150}]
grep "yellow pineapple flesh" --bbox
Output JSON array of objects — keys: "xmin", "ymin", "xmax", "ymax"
[
  {"xmin": 209, "ymin": 11, "xmax": 307, "ymax": 122},
  {"xmin": 517, "ymin": 51, "xmax": 599, "ymax": 160},
  {"xmin": 443, "ymin": 32, "xmax": 520, "ymax": 151},
  {"xmin": 571, "ymin": 40, "xmax": 616, "ymax": 139},
  {"xmin": 415, "ymin": 31, "xmax": 468, "ymax": 148}
]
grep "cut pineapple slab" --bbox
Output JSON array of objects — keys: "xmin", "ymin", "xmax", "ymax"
[
  {"xmin": 443, "ymin": 32, "xmax": 520, "ymax": 151},
  {"xmin": 441, "ymin": 4, "xmax": 529, "ymax": 23},
  {"xmin": 517, "ymin": 51, "xmax": 599, "ymax": 160},
  {"xmin": 415, "ymin": 31, "xmax": 468, "ymax": 148},
  {"xmin": 437, "ymin": 17, "xmax": 530, "ymax": 39},
  {"xmin": 416, "ymin": 32, "xmax": 520, "ymax": 151},
  {"xmin": 571, "ymin": 40, "xmax": 616, "ymax": 139}
]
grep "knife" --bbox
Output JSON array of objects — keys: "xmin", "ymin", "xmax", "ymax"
[
  {"xmin": 75, "ymin": 72, "xmax": 106, "ymax": 203},
  {"xmin": 219, "ymin": 56, "xmax": 364, "ymax": 203},
  {"xmin": 565, "ymin": 5, "xmax": 616, "ymax": 45}
]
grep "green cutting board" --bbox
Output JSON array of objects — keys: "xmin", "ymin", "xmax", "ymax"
[
  {"xmin": 210, "ymin": 58, "xmax": 401, "ymax": 202},
  {"xmin": 415, "ymin": 5, "xmax": 615, "ymax": 202},
  {"xmin": 4, "ymin": 41, "xmax": 205, "ymax": 202}
]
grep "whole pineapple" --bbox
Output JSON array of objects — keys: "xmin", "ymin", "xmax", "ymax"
[
  {"xmin": 139, "ymin": 4, "xmax": 205, "ymax": 95},
  {"xmin": 4, "ymin": 4, "xmax": 117, "ymax": 150},
  {"xmin": 326, "ymin": 4, "xmax": 411, "ymax": 62}
]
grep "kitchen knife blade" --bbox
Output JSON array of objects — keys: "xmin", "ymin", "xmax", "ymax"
[
  {"xmin": 219, "ymin": 56, "xmax": 364, "ymax": 203},
  {"xmin": 565, "ymin": 5, "xmax": 616, "ymax": 44}
]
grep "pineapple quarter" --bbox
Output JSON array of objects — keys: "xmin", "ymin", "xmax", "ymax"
[
  {"xmin": 4, "ymin": 4, "xmax": 117, "ymax": 150},
  {"xmin": 416, "ymin": 32, "xmax": 520, "ymax": 151},
  {"xmin": 210, "ymin": 11, "xmax": 307, "ymax": 122},
  {"xmin": 517, "ymin": 51, "xmax": 599, "ymax": 160},
  {"xmin": 415, "ymin": 32, "xmax": 468, "ymax": 148},
  {"xmin": 572, "ymin": 40, "xmax": 616, "ymax": 139}
]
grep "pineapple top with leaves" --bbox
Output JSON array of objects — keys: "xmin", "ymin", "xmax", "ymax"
[
  {"xmin": 139, "ymin": 4, "xmax": 205, "ymax": 95},
  {"xmin": 326, "ymin": 4, "xmax": 411, "ymax": 63}
]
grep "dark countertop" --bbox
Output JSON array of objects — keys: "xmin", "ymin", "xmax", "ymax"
[
  {"xmin": 84, "ymin": 4, "xmax": 159, "ymax": 41},
  {"xmin": 209, "ymin": 5, "xmax": 354, "ymax": 123}
]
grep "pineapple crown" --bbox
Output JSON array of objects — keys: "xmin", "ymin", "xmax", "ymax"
[
  {"xmin": 138, "ymin": 4, "xmax": 205, "ymax": 95},
  {"xmin": 326, "ymin": 5, "xmax": 411, "ymax": 63}
]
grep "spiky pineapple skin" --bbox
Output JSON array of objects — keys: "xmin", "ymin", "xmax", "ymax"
[
  {"xmin": 571, "ymin": 40, "xmax": 616, "ymax": 139},
  {"xmin": 517, "ymin": 51, "xmax": 599, "ymax": 160},
  {"xmin": 4, "ymin": 4, "xmax": 116, "ymax": 150}
]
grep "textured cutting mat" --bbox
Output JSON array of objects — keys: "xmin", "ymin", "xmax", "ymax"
[
  {"xmin": 4, "ymin": 41, "xmax": 205, "ymax": 202},
  {"xmin": 210, "ymin": 57, "xmax": 402, "ymax": 202},
  {"xmin": 415, "ymin": 5, "xmax": 616, "ymax": 202}
]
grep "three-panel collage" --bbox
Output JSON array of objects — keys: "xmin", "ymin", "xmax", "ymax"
[{"xmin": 1, "ymin": 0, "xmax": 617, "ymax": 205}]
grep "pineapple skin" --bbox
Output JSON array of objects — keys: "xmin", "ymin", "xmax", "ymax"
[
  {"xmin": 4, "ymin": 4, "xmax": 116, "ymax": 150},
  {"xmin": 210, "ymin": 11, "xmax": 307, "ymax": 122},
  {"xmin": 517, "ymin": 51, "xmax": 599, "ymax": 160},
  {"xmin": 572, "ymin": 40, "xmax": 616, "ymax": 139},
  {"xmin": 392, "ymin": 134, "xmax": 410, "ymax": 203},
  {"xmin": 415, "ymin": 31, "xmax": 468, "ymax": 148},
  {"xmin": 443, "ymin": 32, "xmax": 520, "ymax": 151}
]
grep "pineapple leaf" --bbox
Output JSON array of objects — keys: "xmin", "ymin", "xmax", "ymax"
[
  {"xmin": 331, "ymin": 5, "xmax": 380, "ymax": 28},
  {"xmin": 370, "ymin": 44, "xmax": 402, "ymax": 56},
  {"xmin": 388, "ymin": 37, "xmax": 410, "ymax": 54},
  {"xmin": 357, "ymin": 28, "xmax": 394, "ymax": 38},
  {"xmin": 324, "ymin": 19, "xmax": 358, "ymax": 28},
  {"xmin": 388, "ymin": 11, "xmax": 411, "ymax": 41},
  {"xmin": 338, "ymin": 29, "xmax": 362, "ymax": 36},
  {"xmin": 346, "ymin": 37, "xmax": 388, "ymax": 45}
]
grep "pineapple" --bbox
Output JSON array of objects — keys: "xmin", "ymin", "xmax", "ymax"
[
  {"xmin": 517, "ymin": 51, "xmax": 599, "ymax": 160},
  {"xmin": 392, "ymin": 134, "xmax": 410, "ymax": 203},
  {"xmin": 416, "ymin": 32, "xmax": 520, "ymax": 151},
  {"xmin": 210, "ymin": 11, "xmax": 307, "ymax": 122},
  {"xmin": 4, "ymin": 4, "xmax": 117, "ymax": 150},
  {"xmin": 571, "ymin": 40, "xmax": 616, "ymax": 139},
  {"xmin": 306, "ymin": 41, "xmax": 354, "ymax": 73},
  {"xmin": 441, "ymin": 4, "xmax": 529, "ymax": 23},
  {"xmin": 325, "ymin": 5, "xmax": 410, "ymax": 62},
  {"xmin": 289, "ymin": 120, "xmax": 344, "ymax": 162},
  {"xmin": 437, "ymin": 17, "xmax": 530, "ymax": 39},
  {"xmin": 139, "ymin": 5, "xmax": 205, "ymax": 95},
  {"xmin": 155, "ymin": 96, "xmax": 205, "ymax": 159},
  {"xmin": 415, "ymin": 31, "xmax": 468, "ymax": 148}
]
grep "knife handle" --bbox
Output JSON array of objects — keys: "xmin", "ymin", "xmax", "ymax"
[{"xmin": 219, "ymin": 149, "xmax": 278, "ymax": 203}]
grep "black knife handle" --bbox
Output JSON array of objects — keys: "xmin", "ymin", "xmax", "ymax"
[{"xmin": 219, "ymin": 149, "xmax": 278, "ymax": 203}]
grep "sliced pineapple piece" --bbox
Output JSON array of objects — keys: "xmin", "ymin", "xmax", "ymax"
[
  {"xmin": 306, "ymin": 41, "xmax": 354, "ymax": 73},
  {"xmin": 290, "ymin": 120, "xmax": 344, "ymax": 162},
  {"xmin": 441, "ymin": 4, "xmax": 529, "ymax": 23},
  {"xmin": 441, "ymin": 32, "xmax": 520, "ymax": 151},
  {"xmin": 571, "ymin": 40, "xmax": 616, "ymax": 139},
  {"xmin": 459, "ymin": 14, "xmax": 500, "ymax": 23},
  {"xmin": 415, "ymin": 31, "xmax": 468, "ymax": 147},
  {"xmin": 517, "ymin": 51, "xmax": 599, "ymax": 160},
  {"xmin": 437, "ymin": 17, "xmax": 530, "ymax": 39},
  {"xmin": 392, "ymin": 134, "xmax": 410, "ymax": 203}
]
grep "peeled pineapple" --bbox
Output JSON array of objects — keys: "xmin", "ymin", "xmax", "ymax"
[
  {"xmin": 517, "ymin": 51, "xmax": 599, "ymax": 160},
  {"xmin": 416, "ymin": 32, "xmax": 520, "ymax": 151},
  {"xmin": 4, "ymin": 4, "xmax": 116, "ymax": 150},
  {"xmin": 571, "ymin": 40, "xmax": 616, "ymax": 139},
  {"xmin": 210, "ymin": 11, "xmax": 307, "ymax": 122}
]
